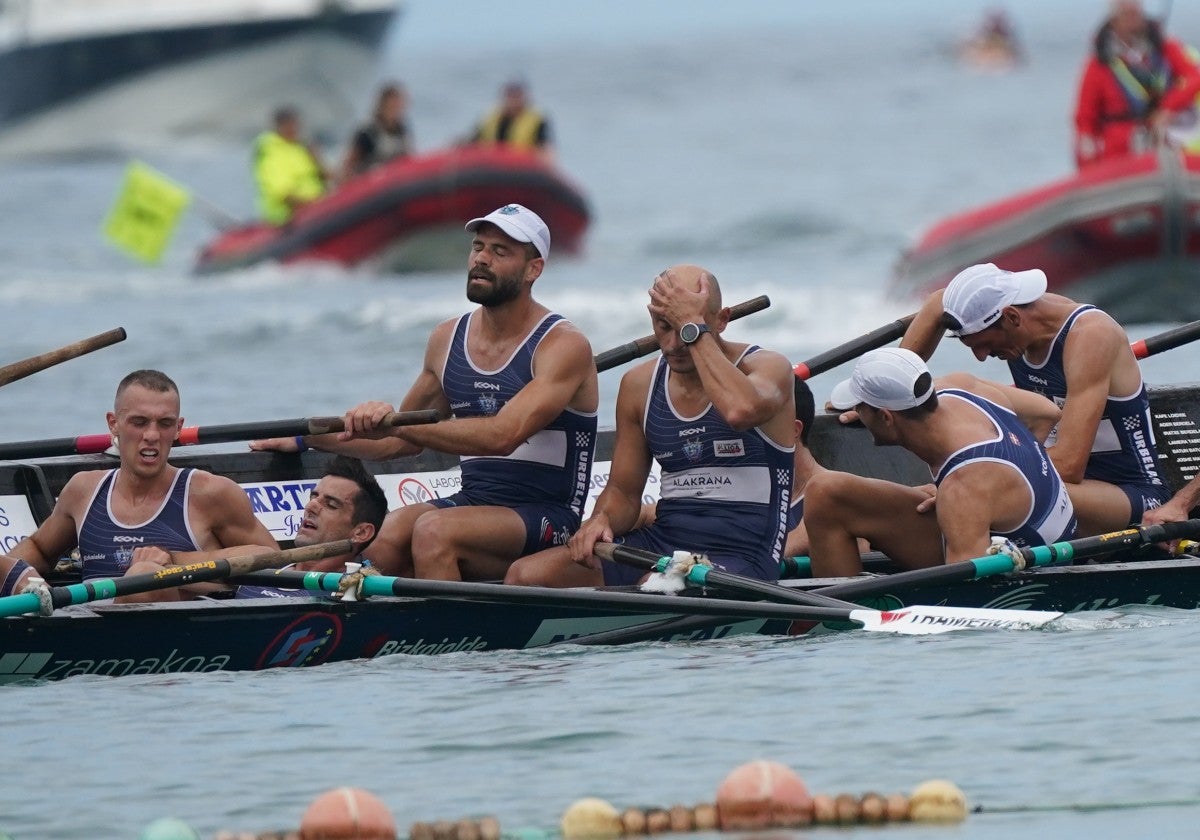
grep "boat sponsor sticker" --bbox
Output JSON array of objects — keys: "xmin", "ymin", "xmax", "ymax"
[
  {"xmin": 0, "ymin": 495, "xmax": 38, "ymax": 553},
  {"xmin": 0, "ymin": 650, "xmax": 232, "ymax": 683},
  {"xmin": 257, "ymin": 612, "xmax": 343, "ymax": 669}
]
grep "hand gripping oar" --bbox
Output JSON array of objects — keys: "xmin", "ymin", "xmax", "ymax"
[
  {"xmin": 0, "ymin": 409, "xmax": 442, "ymax": 461},
  {"xmin": 0, "ymin": 540, "xmax": 354, "ymax": 618},
  {"xmin": 594, "ymin": 296, "xmax": 771, "ymax": 373},
  {"xmin": 1130, "ymin": 319, "xmax": 1200, "ymax": 360},
  {"xmin": 0, "ymin": 327, "xmax": 127, "ymax": 388},
  {"xmin": 793, "ymin": 314, "xmax": 915, "ymax": 380}
]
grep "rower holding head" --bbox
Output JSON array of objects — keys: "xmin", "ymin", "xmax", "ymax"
[
  {"xmin": 900, "ymin": 263, "xmax": 1170, "ymax": 536},
  {"xmin": 254, "ymin": 203, "xmax": 599, "ymax": 581},
  {"xmin": 806, "ymin": 348, "xmax": 1077, "ymax": 577},
  {"xmin": 235, "ymin": 456, "xmax": 387, "ymax": 598},
  {"xmin": 507, "ymin": 264, "xmax": 797, "ymax": 587},
  {"xmin": 8, "ymin": 370, "xmax": 279, "ymax": 601}
]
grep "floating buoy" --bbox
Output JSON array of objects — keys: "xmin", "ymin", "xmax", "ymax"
[
  {"xmin": 139, "ymin": 817, "xmax": 201, "ymax": 840},
  {"xmin": 299, "ymin": 787, "xmax": 397, "ymax": 839},
  {"xmin": 560, "ymin": 797, "xmax": 622, "ymax": 840},
  {"xmin": 714, "ymin": 760, "xmax": 812, "ymax": 829},
  {"xmin": 909, "ymin": 780, "xmax": 967, "ymax": 823}
]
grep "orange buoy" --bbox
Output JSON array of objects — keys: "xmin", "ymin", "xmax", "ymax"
[
  {"xmin": 299, "ymin": 787, "xmax": 397, "ymax": 839},
  {"xmin": 714, "ymin": 760, "xmax": 813, "ymax": 829}
]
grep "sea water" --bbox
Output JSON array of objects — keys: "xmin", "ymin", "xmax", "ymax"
[{"xmin": 3, "ymin": 2, "xmax": 1200, "ymax": 837}]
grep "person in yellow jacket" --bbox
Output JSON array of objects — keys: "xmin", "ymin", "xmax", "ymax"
[
  {"xmin": 254, "ymin": 107, "xmax": 328, "ymax": 225},
  {"xmin": 469, "ymin": 80, "xmax": 554, "ymax": 163}
]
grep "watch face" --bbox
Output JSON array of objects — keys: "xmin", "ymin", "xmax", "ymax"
[{"xmin": 681, "ymin": 323, "xmax": 700, "ymax": 344}]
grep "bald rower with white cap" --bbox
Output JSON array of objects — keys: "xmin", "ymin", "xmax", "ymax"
[
  {"xmin": 254, "ymin": 203, "xmax": 599, "ymax": 581},
  {"xmin": 899, "ymin": 263, "xmax": 1169, "ymax": 535},
  {"xmin": 804, "ymin": 348, "xmax": 1076, "ymax": 577}
]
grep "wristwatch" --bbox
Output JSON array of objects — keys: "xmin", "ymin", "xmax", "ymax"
[{"xmin": 679, "ymin": 322, "xmax": 710, "ymax": 345}]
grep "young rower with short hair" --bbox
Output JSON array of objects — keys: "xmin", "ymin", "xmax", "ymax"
[{"xmin": 9, "ymin": 369, "xmax": 279, "ymax": 602}]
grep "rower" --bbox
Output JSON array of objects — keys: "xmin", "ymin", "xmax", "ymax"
[
  {"xmin": 8, "ymin": 370, "xmax": 279, "ymax": 602},
  {"xmin": 806, "ymin": 349, "xmax": 1077, "ymax": 577},
  {"xmin": 235, "ymin": 456, "xmax": 386, "ymax": 598},
  {"xmin": 900, "ymin": 263, "xmax": 1170, "ymax": 536},
  {"xmin": 507, "ymin": 264, "xmax": 796, "ymax": 587},
  {"xmin": 252, "ymin": 203, "xmax": 599, "ymax": 582}
]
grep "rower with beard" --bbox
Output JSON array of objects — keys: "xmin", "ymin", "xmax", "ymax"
[
  {"xmin": 256, "ymin": 204, "xmax": 598, "ymax": 581},
  {"xmin": 10, "ymin": 370, "xmax": 278, "ymax": 602}
]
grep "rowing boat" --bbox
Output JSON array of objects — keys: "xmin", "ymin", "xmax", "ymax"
[{"xmin": 2, "ymin": 383, "xmax": 1200, "ymax": 681}]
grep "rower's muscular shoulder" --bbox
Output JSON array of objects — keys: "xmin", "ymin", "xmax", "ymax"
[
  {"xmin": 185, "ymin": 470, "xmax": 255, "ymax": 520},
  {"xmin": 54, "ymin": 469, "xmax": 108, "ymax": 517}
]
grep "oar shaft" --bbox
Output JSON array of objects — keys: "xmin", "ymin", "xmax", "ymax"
[
  {"xmin": 0, "ymin": 540, "xmax": 354, "ymax": 618},
  {"xmin": 1131, "ymin": 319, "xmax": 1200, "ymax": 360},
  {"xmin": 233, "ymin": 570, "xmax": 861, "ymax": 623},
  {"xmin": 793, "ymin": 315, "xmax": 915, "ymax": 380},
  {"xmin": 0, "ymin": 410, "xmax": 443, "ymax": 461},
  {"xmin": 0, "ymin": 327, "xmax": 127, "ymax": 388},
  {"xmin": 594, "ymin": 296, "xmax": 771, "ymax": 373}
]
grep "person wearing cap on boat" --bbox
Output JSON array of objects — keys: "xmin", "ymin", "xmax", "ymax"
[
  {"xmin": 254, "ymin": 105, "xmax": 329, "ymax": 224},
  {"xmin": 7, "ymin": 370, "xmax": 279, "ymax": 602},
  {"xmin": 235, "ymin": 456, "xmax": 387, "ymax": 599},
  {"xmin": 468, "ymin": 79, "xmax": 554, "ymax": 163},
  {"xmin": 805, "ymin": 348, "xmax": 1076, "ymax": 577},
  {"xmin": 899, "ymin": 263, "xmax": 1170, "ymax": 537},
  {"xmin": 1073, "ymin": 0, "xmax": 1200, "ymax": 168},
  {"xmin": 340, "ymin": 82, "xmax": 414, "ymax": 181},
  {"xmin": 507, "ymin": 265, "xmax": 796, "ymax": 587},
  {"xmin": 253, "ymin": 203, "xmax": 598, "ymax": 581}
]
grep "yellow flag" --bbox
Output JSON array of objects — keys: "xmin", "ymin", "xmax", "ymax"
[{"xmin": 102, "ymin": 161, "xmax": 192, "ymax": 264}]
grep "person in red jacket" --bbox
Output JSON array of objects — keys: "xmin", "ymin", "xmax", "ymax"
[{"xmin": 1074, "ymin": 0, "xmax": 1200, "ymax": 168}]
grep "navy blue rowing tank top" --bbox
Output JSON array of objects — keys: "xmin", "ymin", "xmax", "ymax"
[
  {"xmin": 76, "ymin": 468, "xmax": 201, "ymax": 580},
  {"xmin": 441, "ymin": 311, "xmax": 597, "ymax": 512}
]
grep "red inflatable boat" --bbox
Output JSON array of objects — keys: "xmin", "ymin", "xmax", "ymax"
[
  {"xmin": 892, "ymin": 149, "xmax": 1200, "ymax": 322},
  {"xmin": 196, "ymin": 146, "xmax": 590, "ymax": 274}
]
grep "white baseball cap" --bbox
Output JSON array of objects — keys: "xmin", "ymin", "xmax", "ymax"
[
  {"xmin": 942, "ymin": 263, "xmax": 1047, "ymax": 336},
  {"xmin": 830, "ymin": 347, "xmax": 935, "ymax": 411},
  {"xmin": 465, "ymin": 203, "xmax": 550, "ymax": 259}
]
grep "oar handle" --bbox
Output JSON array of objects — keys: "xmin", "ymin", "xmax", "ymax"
[
  {"xmin": 304, "ymin": 409, "xmax": 443, "ymax": 436},
  {"xmin": 0, "ymin": 327, "xmax": 127, "ymax": 388},
  {"xmin": 793, "ymin": 314, "xmax": 916, "ymax": 380},
  {"xmin": 594, "ymin": 296, "xmax": 771, "ymax": 373},
  {"xmin": 1131, "ymin": 319, "xmax": 1200, "ymax": 360}
]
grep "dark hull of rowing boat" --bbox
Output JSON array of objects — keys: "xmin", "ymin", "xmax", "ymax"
[
  {"xmin": 4, "ymin": 383, "xmax": 1200, "ymax": 681},
  {"xmin": 2, "ymin": 556, "xmax": 1198, "ymax": 682}
]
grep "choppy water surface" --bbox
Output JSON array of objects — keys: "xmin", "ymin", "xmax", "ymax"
[{"xmin": 4, "ymin": 1, "xmax": 1200, "ymax": 837}]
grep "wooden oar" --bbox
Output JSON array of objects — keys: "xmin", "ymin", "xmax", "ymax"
[
  {"xmin": 0, "ymin": 409, "xmax": 442, "ymax": 461},
  {"xmin": 594, "ymin": 296, "xmax": 771, "ymax": 373},
  {"xmin": 793, "ymin": 314, "xmax": 915, "ymax": 380},
  {"xmin": 229, "ymin": 568, "xmax": 1057, "ymax": 636},
  {"xmin": 0, "ymin": 327, "xmax": 127, "ymax": 388},
  {"xmin": 1130, "ymin": 319, "xmax": 1200, "ymax": 360},
  {"xmin": 0, "ymin": 540, "xmax": 354, "ymax": 618}
]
